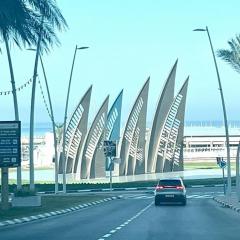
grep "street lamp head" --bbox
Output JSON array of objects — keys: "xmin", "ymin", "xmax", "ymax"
[
  {"xmin": 193, "ymin": 28, "xmax": 206, "ymax": 32},
  {"xmin": 77, "ymin": 46, "xmax": 89, "ymax": 50}
]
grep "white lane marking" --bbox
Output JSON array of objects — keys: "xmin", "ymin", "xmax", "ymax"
[
  {"xmin": 103, "ymin": 234, "xmax": 111, "ymax": 238},
  {"xmin": 13, "ymin": 219, "xmax": 23, "ymax": 223},
  {"xmin": 97, "ymin": 202, "xmax": 153, "ymax": 239},
  {"xmin": 194, "ymin": 195, "xmax": 213, "ymax": 199},
  {"xmin": 5, "ymin": 220, "xmax": 15, "ymax": 225},
  {"xmin": 191, "ymin": 185, "xmax": 205, "ymax": 188},
  {"xmin": 187, "ymin": 194, "xmax": 199, "ymax": 198}
]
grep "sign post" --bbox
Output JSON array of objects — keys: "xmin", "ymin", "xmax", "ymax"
[
  {"xmin": 216, "ymin": 157, "xmax": 227, "ymax": 195},
  {"xmin": 103, "ymin": 141, "xmax": 117, "ymax": 191},
  {"xmin": 0, "ymin": 121, "xmax": 21, "ymax": 210}
]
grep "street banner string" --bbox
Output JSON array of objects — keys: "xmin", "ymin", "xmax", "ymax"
[
  {"xmin": 0, "ymin": 78, "xmax": 32, "ymax": 95},
  {"xmin": 37, "ymin": 75, "xmax": 62, "ymax": 129}
]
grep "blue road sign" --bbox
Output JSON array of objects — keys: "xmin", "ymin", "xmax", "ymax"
[
  {"xmin": 219, "ymin": 160, "xmax": 227, "ymax": 169},
  {"xmin": 216, "ymin": 157, "xmax": 227, "ymax": 169}
]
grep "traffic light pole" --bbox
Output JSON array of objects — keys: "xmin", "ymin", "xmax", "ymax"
[{"xmin": 222, "ymin": 167, "xmax": 226, "ymax": 195}]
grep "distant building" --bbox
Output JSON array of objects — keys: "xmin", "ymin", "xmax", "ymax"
[{"xmin": 183, "ymin": 135, "xmax": 240, "ymax": 162}]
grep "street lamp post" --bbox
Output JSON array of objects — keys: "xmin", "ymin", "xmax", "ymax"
[
  {"xmin": 39, "ymin": 56, "xmax": 59, "ymax": 194},
  {"xmin": 29, "ymin": 23, "xmax": 43, "ymax": 192},
  {"xmin": 62, "ymin": 45, "xmax": 89, "ymax": 193},
  {"xmin": 28, "ymin": 49, "xmax": 59, "ymax": 194},
  {"xmin": 194, "ymin": 26, "xmax": 231, "ymax": 196}
]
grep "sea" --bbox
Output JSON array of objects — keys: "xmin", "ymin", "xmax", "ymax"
[
  {"xmin": 21, "ymin": 120, "xmax": 240, "ymax": 137},
  {"xmin": 21, "ymin": 122, "xmax": 54, "ymax": 137}
]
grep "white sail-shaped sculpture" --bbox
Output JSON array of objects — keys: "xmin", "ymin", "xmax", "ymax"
[
  {"xmin": 92, "ymin": 90, "xmax": 123, "ymax": 177},
  {"xmin": 147, "ymin": 61, "xmax": 177, "ymax": 173},
  {"xmin": 58, "ymin": 86, "xmax": 92, "ymax": 174},
  {"xmin": 119, "ymin": 78, "xmax": 150, "ymax": 176},
  {"xmin": 106, "ymin": 90, "xmax": 123, "ymax": 142},
  {"xmin": 81, "ymin": 96, "xmax": 109, "ymax": 179},
  {"xmin": 160, "ymin": 77, "xmax": 189, "ymax": 172}
]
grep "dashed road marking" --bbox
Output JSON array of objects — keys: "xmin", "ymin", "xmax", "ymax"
[{"xmin": 97, "ymin": 202, "xmax": 153, "ymax": 240}]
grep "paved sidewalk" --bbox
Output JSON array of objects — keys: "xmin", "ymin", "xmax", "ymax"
[{"xmin": 214, "ymin": 195, "xmax": 240, "ymax": 213}]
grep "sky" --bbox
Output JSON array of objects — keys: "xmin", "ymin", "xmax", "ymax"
[{"xmin": 1, "ymin": 0, "xmax": 240, "ymax": 126}]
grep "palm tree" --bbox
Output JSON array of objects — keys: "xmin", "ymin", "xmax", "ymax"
[
  {"xmin": 0, "ymin": 0, "xmax": 67, "ymax": 192},
  {"xmin": 0, "ymin": 0, "xmax": 36, "ymax": 190},
  {"xmin": 27, "ymin": 1, "xmax": 67, "ymax": 191},
  {"xmin": 217, "ymin": 35, "xmax": 240, "ymax": 200},
  {"xmin": 217, "ymin": 35, "xmax": 240, "ymax": 73}
]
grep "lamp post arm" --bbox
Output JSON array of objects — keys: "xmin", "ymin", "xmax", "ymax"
[{"xmin": 206, "ymin": 26, "xmax": 231, "ymax": 195}]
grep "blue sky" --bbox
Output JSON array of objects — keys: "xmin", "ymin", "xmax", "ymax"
[{"xmin": 1, "ymin": 0, "xmax": 240, "ymax": 125}]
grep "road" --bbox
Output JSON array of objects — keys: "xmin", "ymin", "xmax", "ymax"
[{"xmin": 1, "ymin": 187, "xmax": 240, "ymax": 240}]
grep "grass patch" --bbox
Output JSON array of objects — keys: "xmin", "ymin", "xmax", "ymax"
[
  {"xmin": 0, "ymin": 194, "xmax": 111, "ymax": 221},
  {"xmin": 184, "ymin": 162, "xmax": 236, "ymax": 170},
  {"xmin": 185, "ymin": 162, "xmax": 218, "ymax": 169}
]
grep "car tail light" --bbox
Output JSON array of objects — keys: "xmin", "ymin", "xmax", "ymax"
[
  {"xmin": 176, "ymin": 186, "xmax": 184, "ymax": 190},
  {"xmin": 155, "ymin": 186, "xmax": 164, "ymax": 190}
]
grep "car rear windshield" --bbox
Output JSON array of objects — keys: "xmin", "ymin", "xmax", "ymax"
[{"xmin": 158, "ymin": 180, "xmax": 182, "ymax": 186}]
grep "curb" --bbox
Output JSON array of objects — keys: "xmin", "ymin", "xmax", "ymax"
[
  {"xmin": 38, "ymin": 187, "xmax": 154, "ymax": 194},
  {"xmin": 0, "ymin": 196, "xmax": 122, "ymax": 228},
  {"xmin": 187, "ymin": 184, "xmax": 224, "ymax": 188},
  {"xmin": 38, "ymin": 184, "xmax": 223, "ymax": 195},
  {"xmin": 213, "ymin": 197, "xmax": 240, "ymax": 213}
]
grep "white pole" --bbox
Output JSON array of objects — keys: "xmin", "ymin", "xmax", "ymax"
[
  {"xmin": 29, "ymin": 20, "xmax": 43, "ymax": 192},
  {"xmin": 62, "ymin": 46, "xmax": 88, "ymax": 193},
  {"xmin": 110, "ymin": 157, "xmax": 113, "ymax": 191},
  {"xmin": 40, "ymin": 56, "xmax": 59, "ymax": 194},
  {"xmin": 194, "ymin": 27, "xmax": 232, "ymax": 196},
  {"xmin": 205, "ymin": 26, "xmax": 231, "ymax": 196},
  {"xmin": 62, "ymin": 45, "xmax": 78, "ymax": 194},
  {"xmin": 236, "ymin": 142, "xmax": 240, "ymax": 201}
]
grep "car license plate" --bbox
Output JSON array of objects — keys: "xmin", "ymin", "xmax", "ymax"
[{"xmin": 165, "ymin": 194, "xmax": 174, "ymax": 198}]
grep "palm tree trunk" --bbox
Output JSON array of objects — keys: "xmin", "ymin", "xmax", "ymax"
[
  {"xmin": 29, "ymin": 23, "xmax": 43, "ymax": 191},
  {"xmin": 4, "ymin": 35, "xmax": 22, "ymax": 190}
]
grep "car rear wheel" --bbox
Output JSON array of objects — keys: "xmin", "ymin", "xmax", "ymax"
[
  {"xmin": 182, "ymin": 197, "xmax": 187, "ymax": 206},
  {"xmin": 155, "ymin": 198, "xmax": 160, "ymax": 206}
]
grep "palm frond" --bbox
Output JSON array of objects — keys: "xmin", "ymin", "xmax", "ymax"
[
  {"xmin": 217, "ymin": 35, "xmax": 240, "ymax": 74},
  {"xmin": 0, "ymin": 0, "xmax": 67, "ymax": 50},
  {"xmin": 27, "ymin": 0, "xmax": 68, "ymax": 31}
]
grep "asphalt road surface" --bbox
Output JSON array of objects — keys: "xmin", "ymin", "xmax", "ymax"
[{"xmin": 1, "ymin": 187, "xmax": 240, "ymax": 240}]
